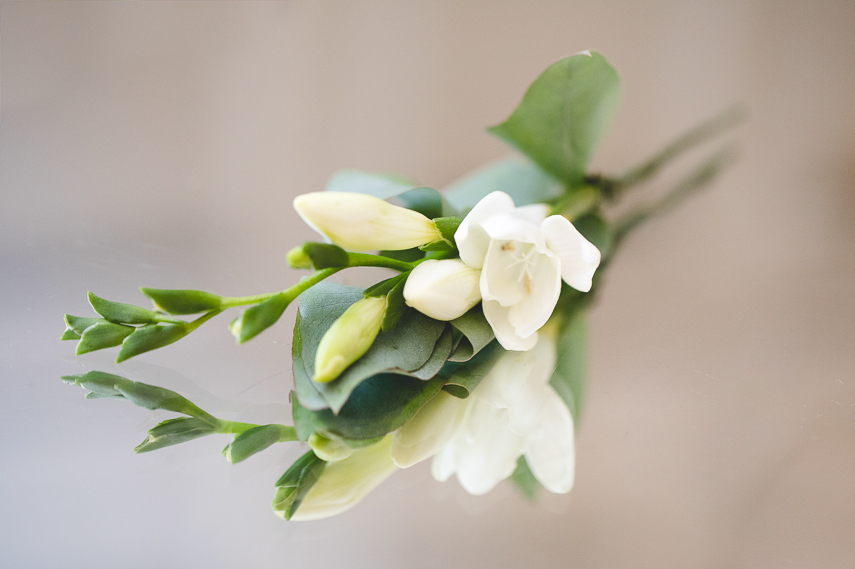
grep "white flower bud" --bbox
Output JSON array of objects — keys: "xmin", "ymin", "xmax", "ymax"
[
  {"xmin": 402, "ymin": 259, "xmax": 482, "ymax": 321},
  {"xmin": 313, "ymin": 296, "xmax": 386, "ymax": 383},
  {"xmin": 293, "ymin": 192, "xmax": 442, "ymax": 252},
  {"xmin": 309, "ymin": 432, "xmax": 354, "ymax": 462},
  {"xmin": 290, "ymin": 435, "xmax": 397, "ymax": 521}
]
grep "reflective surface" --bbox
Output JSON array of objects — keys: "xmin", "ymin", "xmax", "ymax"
[{"xmin": 2, "ymin": 2, "xmax": 855, "ymax": 567}]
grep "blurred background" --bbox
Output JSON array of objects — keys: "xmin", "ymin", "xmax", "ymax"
[{"xmin": 2, "ymin": 2, "xmax": 854, "ymax": 567}]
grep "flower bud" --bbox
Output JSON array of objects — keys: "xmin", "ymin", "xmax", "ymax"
[
  {"xmin": 288, "ymin": 435, "xmax": 397, "ymax": 521},
  {"xmin": 286, "ymin": 246, "xmax": 313, "ymax": 269},
  {"xmin": 309, "ymin": 432, "xmax": 354, "ymax": 462},
  {"xmin": 403, "ymin": 259, "xmax": 482, "ymax": 321},
  {"xmin": 313, "ymin": 296, "xmax": 387, "ymax": 383},
  {"xmin": 293, "ymin": 192, "xmax": 442, "ymax": 252}
]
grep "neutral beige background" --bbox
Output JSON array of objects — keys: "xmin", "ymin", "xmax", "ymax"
[{"xmin": 2, "ymin": 1, "xmax": 854, "ymax": 568}]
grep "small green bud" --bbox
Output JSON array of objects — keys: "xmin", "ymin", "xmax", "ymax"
[
  {"xmin": 287, "ymin": 246, "xmax": 313, "ymax": 269},
  {"xmin": 88, "ymin": 291, "xmax": 178, "ymax": 325},
  {"xmin": 223, "ymin": 424, "xmax": 296, "ymax": 464},
  {"xmin": 116, "ymin": 323, "xmax": 190, "ymax": 363},
  {"xmin": 272, "ymin": 450, "xmax": 327, "ymax": 521},
  {"xmin": 140, "ymin": 288, "xmax": 223, "ymax": 315},
  {"xmin": 135, "ymin": 417, "xmax": 218, "ymax": 453},
  {"xmin": 288, "ymin": 242, "xmax": 350, "ymax": 270},
  {"xmin": 76, "ymin": 321, "xmax": 134, "ymax": 355},
  {"xmin": 313, "ymin": 296, "xmax": 386, "ymax": 383},
  {"xmin": 229, "ymin": 292, "xmax": 291, "ymax": 344},
  {"xmin": 308, "ymin": 432, "xmax": 354, "ymax": 462}
]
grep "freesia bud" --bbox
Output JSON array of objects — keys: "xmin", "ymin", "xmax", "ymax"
[
  {"xmin": 309, "ymin": 432, "xmax": 354, "ymax": 462},
  {"xmin": 402, "ymin": 259, "xmax": 482, "ymax": 321},
  {"xmin": 313, "ymin": 296, "xmax": 386, "ymax": 383},
  {"xmin": 293, "ymin": 192, "xmax": 442, "ymax": 252},
  {"xmin": 288, "ymin": 435, "xmax": 397, "ymax": 521},
  {"xmin": 286, "ymin": 246, "xmax": 313, "ymax": 269}
]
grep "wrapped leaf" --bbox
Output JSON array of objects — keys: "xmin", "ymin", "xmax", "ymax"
[
  {"xmin": 441, "ymin": 341, "xmax": 501, "ymax": 399},
  {"xmin": 448, "ymin": 305, "xmax": 495, "ymax": 362},
  {"xmin": 444, "ymin": 156, "xmax": 563, "ymax": 211}
]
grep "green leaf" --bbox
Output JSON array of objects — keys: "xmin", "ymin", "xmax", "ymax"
[
  {"xmin": 380, "ymin": 277, "xmax": 408, "ymax": 332},
  {"xmin": 140, "ymin": 288, "xmax": 224, "ymax": 315},
  {"xmin": 420, "ymin": 216, "xmax": 462, "ymax": 251},
  {"xmin": 223, "ymin": 424, "xmax": 296, "ymax": 464},
  {"xmin": 135, "ymin": 417, "xmax": 218, "ymax": 453},
  {"xmin": 510, "ymin": 456, "xmax": 541, "ymax": 501},
  {"xmin": 325, "ymin": 169, "xmax": 418, "ymax": 200},
  {"xmin": 291, "ymin": 316, "xmax": 329, "ymax": 412},
  {"xmin": 76, "ymin": 321, "xmax": 135, "ymax": 355},
  {"xmin": 488, "ymin": 51, "xmax": 621, "ymax": 185},
  {"xmin": 448, "ymin": 305, "xmax": 495, "ymax": 362},
  {"xmin": 441, "ymin": 341, "xmax": 501, "ymax": 399},
  {"xmin": 297, "ymin": 283, "xmax": 448, "ymax": 413},
  {"xmin": 389, "ymin": 187, "xmax": 455, "ymax": 219},
  {"xmin": 548, "ymin": 311, "xmax": 588, "ymax": 423},
  {"xmin": 88, "ymin": 292, "xmax": 177, "ymax": 325},
  {"xmin": 443, "ymin": 156, "xmax": 563, "ymax": 211},
  {"xmin": 363, "ymin": 273, "xmax": 408, "ymax": 298},
  {"xmin": 573, "ymin": 213, "xmax": 613, "ymax": 259},
  {"xmin": 229, "ymin": 292, "xmax": 291, "ymax": 344},
  {"xmin": 116, "ymin": 323, "xmax": 190, "ymax": 363},
  {"xmin": 379, "ymin": 248, "xmax": 425, "ymax": 264},
  {"xmin": 60, "ymin": 329, "xmax": 82, "ymax": 341},
  {"xmin": 295, "ymin": 374, "xmax": 446, "ymax": 443},
  {"xmin": 272, "ymin": 450, "xmax": 327, "ymax": 521}
]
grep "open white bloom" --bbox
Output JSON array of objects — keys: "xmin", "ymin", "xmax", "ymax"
[
  {"xmin": 290, "ymin": 434, "xmax": 397, "ymax": 521},
  {"xmin": 391, "ymin": 332, "xmax": 575, "ymax": 495},
  {"xmin": 294, "ymin": 192, "xmax": 441, "ymax": 251},
  {"xmin": 402, "ymin": 259, "xmax": 482, "ymax": 321},
  {"xmin": 455, "ymin": 191, "xmax": 600, "ymax": 351}
]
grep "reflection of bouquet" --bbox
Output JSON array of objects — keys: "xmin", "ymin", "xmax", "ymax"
[{"xmin": 61, "ymin": 52, "xmax": 740, "ymax": 520}]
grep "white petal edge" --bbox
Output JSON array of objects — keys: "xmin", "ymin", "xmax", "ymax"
[
  {"xmin": 482, "ymin": 300, "xmax": 538, "ymax": 351},
  {"xmin": 454, "ymin": 191, "xmax": 516, "ymax": 269},
  {"xmin": 540, "ymin": 215, "xmax": 601, "ymax": 292},
  {"xmin": 524, "ymin": 388, "xmax": 575, "ymax": 494},
  {"xmin": 391, "ymin": 391, "xmax": 468, "ymax": 468}
]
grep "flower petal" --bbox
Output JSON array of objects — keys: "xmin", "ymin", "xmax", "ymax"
[
  {"xmin": 479, "ymin": 239, "xmax": 527, "ymax": 306},
  {"xmin": 506, "ymin": 334, "xmax": 559, "ymax": 437},
  {"xmin": 524, "ymin": 388, "xmax": 575, "ymax": 494},
  {"xmin": 455, "ymin": 191, "xmax": 515, "ymax": 269},
  {"xmin": 514, "ymin": 203, "xmax": 551, "ymax": 225},
  {"xmin": 391, "ymin": 391, "xmax": 468, "ymax": 468},
  {"xmin": 482, "ymin": 300, "xmax": 538, "ymax": 351},
  {"xmin": 506, "ymin": 253, "xmax": 561, "ymax": 338},
  {"xmin": 540, "ymin": 215, "xmax": 601, "ymax": 292}
]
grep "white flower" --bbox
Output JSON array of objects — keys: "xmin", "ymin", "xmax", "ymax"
[
  {"xmin": 391, "ymin": 332, "xmax": 575, "ymax": 495},
  {"xmin": 289, "ymin": 435, "xmax": 397, "ymax": 521},
  {"xmin": 455, "ymin": 191, "xmax": 600, "ymax": 351},
  {"xmin": 402, "ymin": 259, "xmax": 482, "ymax": 321},
  {"xmin": 294, "ymin": 192, "xmax": 442, "ymax": 252}
]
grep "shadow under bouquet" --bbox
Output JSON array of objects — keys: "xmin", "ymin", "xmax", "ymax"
[{"xmin": 60, "ymin": 51, "xmax": 740, "ymax": 521}]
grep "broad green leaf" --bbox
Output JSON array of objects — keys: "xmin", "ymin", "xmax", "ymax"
[
  {"xmin": 441, "ymin": 341, "xmax": 501, "ymax": 399},
  {"xmin": 389, "ymin": 187, "xmax": 457, "ymax": 218},
  {"xmin": 488, "ymin": 52, "xmax": 621, "ymax": 185},
  {"xmin": 363, "ymin": 273, "xmax": 408, "ymax": 298},
  {"xmin": 510, "ymin": 456, "xmax": 541, "ymax": 501},
  {"xmin": 223, "ymin": 424, "xmax": 297, "ymax": 464},
  {"xmin": 448, "ymin": 305, "xmax": 495, "ymax": 362},
  {"xmin": 298, "ymin": 283, "xmax": 447, "ymax": 413},
  {"xmin": 135, "ymin": 417, "xmax": 217, "ymax": 453},
  {"xmin": 295, "ymin": 374, "xmax": 446, "ymax": 443},
  {"xmin": 88, "ymin": 292, "xmax": 177, "ymax": 325},
  {"xmin": 443, "ymin": 156, "xmax": 563, "ymax": 211},
  {"xmin": 380, "ymin": 277, "xmax": 408, "ymax": 333},
  {"xmin": 325, "ymin": 169, "xmax": 417, "ymax": 200},
  {"xmin": 140, "ymin": 288, "xmax": 224, "ymax": 315},
  {"xmin": 116, "ymin": 323, "xmax": 190, "ymax": 363},
  {"xmin": 291, "ymin": 315, "xmax": 328, "ymax": 411},
  {"xmin": 548, "ymin": 311, "xmax": 588, "ymax": 423},
  {"xmin": 573, "ymin": 213, "xmax": 613, "ymax": 259},
  {"xmin": 76, "ymin": 321, "xmax": 134, "ymax": 355},
  {"xmin": 229, "ymin": 292, "xmax": 291, "ymax": 344},
  {"xmin": 272, "ymin": 450, "xmax": 327, "ymax": 521}
]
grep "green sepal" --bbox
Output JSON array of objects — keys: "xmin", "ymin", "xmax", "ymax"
[
  {"xmin": 61, "ymin": 329, "xmax": 81, "ymax": 341},
  {"xmin": 116, "ymin": 323, "xmax": 190, "ymax": 363},
  {"xmin": 88, "ymin": 291, "xmax": 179, "ymax": 325},
  {"xmin": 379, "ymin": 248, "xmax": 424, "ymax": 264},
  {"xmin": 420, "ymin": 216, "xmax": 462, "ymax": 251},
  {"xmin": 363, "ymin": 273, "xmax": 408, "ymax": 298},
  {"xmin": 510, "ymin": 456, "xmax": 541, "ymax": 501},
  {"xmin": 223, "ymin": 424, "xmax": 297, "ymax": 464},
  {"xmin": 380, "ymin": 277, "xmax": 408, "ymax": 332},
  {"xmin": 64, "ymin": 314, "xmax": 104, "ymax": 335},
  {"xmin": 135, "ymin": 417, "xmax": 218, "ymax": 453},
  {"xmin": 229, "ymin": 292, "xmax": 291, "ymax": 344},
  {"xmin": 76, "ymin": 321, "xmax": 135, "ymax": 355},
  {"xmin": 443, "ymin": 156, "xmax": 563, "ymax": 211},
  {"xmin": 448, "ymin": 305, "xmax": 495, "ymax": 362},
  {"xmin": 272, "ymin": 450, "xmax": 327, "ymax": 521},
  {"xmin": 488, "ymin": 51, "xmax": 621, "ymax": 186},
  {"xmin": 140, "ymin": 287, "xmax": 224, "ymax": 315},
  {"xmin": 548, "ymin": 311, "xmax": 588, "ymax": 424},
  {"xmin": 289, "ymin": 243, "xmax": 350, "ymax": 270}
]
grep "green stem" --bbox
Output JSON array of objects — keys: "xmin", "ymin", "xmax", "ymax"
[
  {"xmin": 185, "ymin": 309, "xmax": 222, "ymax": 332},
  {"xmin": 597, "ymin": 105, "xmax": 745, "ymax": 199},
  {"xmin": 612, "ymin": 144, "xmax": 738, "ymax": 251},
  {"xmin": 345, "ymin": 252, "xmax": 415, "ymax": 272}
]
